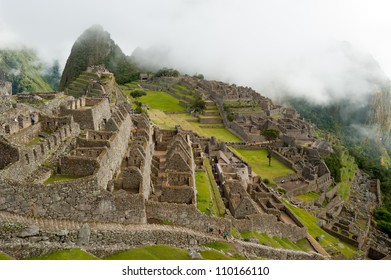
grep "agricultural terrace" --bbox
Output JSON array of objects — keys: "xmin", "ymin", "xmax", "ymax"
[{"xmin": 229, "ymin": 147, "xmax": 295, "ymax": 180}]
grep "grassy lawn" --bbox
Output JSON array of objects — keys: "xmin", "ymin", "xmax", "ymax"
[
  {"xmin": 283, "ymin": 201, "xmax": 361, "ymax": 258},
  {"xmin": 241, "ymin": 231, "xmax": 312, "ymax": 252},
  {"xmin": 27, "ymin": 248, "xmax": 99, "ymax": 260},
  {"xmin": 229, "ymin": 147, "xmax": 294, "ymax": 179},
  {"xmin": 195, "ymin": 171, "xmax": 213, "ymax": 215},
  {"xmin": 148, "ymin": 109, "xmax": 241, "ymax": 142},
  {"xmin": 201, "ymin": 242, "xmax": 245, "ymax": 260},
  {"xmin": 339, "ymin": 152, "xmax": 358, "ymax": 200},
  {"xmin": 200, "ymin": 250, "xmax": 233, "ymax": 260},
  {"xmin": 103, "ymin": 245, "xmax": 191, "ymax": 260},
  {"xmin": 138, "ymin": 91, "xmax": 186, "ymax": 112},
  {"xmin": 203, "ymin": 242, "xmax": 236, "ymax": 253},
  {"xmin": 44, "ymin": 174, "xmax": 82, "ymax": 184},
  {"xmin": 295, "ymin": 192, "xmax": 321, "ymax": 202},
  {"xmin": 0, "ymin": 251, "xmax": 13, "ymax": 260},
  {"xmin": 204, "ymin": 158, "xmax": 225, "ymax": 217}
]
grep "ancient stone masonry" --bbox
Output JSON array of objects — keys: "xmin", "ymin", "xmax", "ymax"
[{"xmin": 2, "ymin": 71, "xmax": 389, "ymax": 259}]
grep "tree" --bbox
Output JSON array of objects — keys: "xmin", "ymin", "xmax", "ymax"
[
  {"xmin": 261, "ymin": 128, "xmax": 280, "ymax": 143},
  {"xmin": 130, "ymin": 89, "xmax": 146, "ymax": 99},
  {"xmin": 267, "ymin": 149, "xmax": 272, "ymax": 166},
  {"xmin": 190, "ymin": 97, "xmax": 206, "ymax": 114},
  {"xmin": 155, "ymin": 67, "xmax": 180, "ymax": 77}
]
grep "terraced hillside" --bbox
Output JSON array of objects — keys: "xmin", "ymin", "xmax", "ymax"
[{"xmin": 124, "ymin": 79, "xmax": 242, "ymax": 142}]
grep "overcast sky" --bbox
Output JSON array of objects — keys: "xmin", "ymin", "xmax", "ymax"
[{"xmin": 1, "ymin": 0, "xmax": 391, "ymax": 103}]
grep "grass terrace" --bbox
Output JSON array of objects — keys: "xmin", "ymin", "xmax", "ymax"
[
  {"xmin": 295, "ymin": 192, "xmax": 321, "ymax": 202},
  {"xmin": 339, "ymin": 152, "xmax": 358, "ymax": 200},
  {"xmin": 241, "ymin": 231, "xmax": 313, "ymax": 252},
  {"xmin": 27, "ymin": 249, "xmax": 99, "ymax": 260},
  {"xmin": 44, "ymin": 174, "xmax": 83, "ymax": 184},
  {"xmin": 138, "ymin": 91, "xmax": 187, "ymax": 112},
  {"xmin": 148, "ymin": 109, "xmax": 241, "ymax": 142},
  {"xmin": 0, "ymin": 251, "xmax": 13, "ymax": 260},
  {"xmin": 229, "ymin": 147, "xmax": 295, "ymax": 179},
  {"xmin": 103, "ymin": 245, "xmax": 191, "ymax": 260},
  {"xmin": 283, "ymin": 200, "xmax": 361, "ymax": 258}
]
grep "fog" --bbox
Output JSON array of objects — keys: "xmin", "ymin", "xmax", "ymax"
[{"xmin": 1, "ymin": 0, "xmax": 391, "ymax": 103}]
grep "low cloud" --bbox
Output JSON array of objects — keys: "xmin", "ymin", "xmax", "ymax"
[{"xmin": 1, "ymin": 0, "xmax": 390, "ymax": 104}]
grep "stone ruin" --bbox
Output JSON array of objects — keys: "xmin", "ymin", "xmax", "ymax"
[{"xmin": 0, "ymin": 72, "xmax": 389, "ymax": 260}]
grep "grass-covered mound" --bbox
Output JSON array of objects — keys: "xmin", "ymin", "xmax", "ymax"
[
  {"xmin": 103, "ymin": 245, "xmax": 191, "ymax": 260},
  {"xmin": 27, "ymin": 248, "xmax": 99, "ymax": 260}
]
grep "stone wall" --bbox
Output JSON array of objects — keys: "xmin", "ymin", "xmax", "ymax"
[
  {"xmin": 0, "ymin": 216, "xmax": 320, "ymax": 260},
  {"xmin": 146, "ymin": 201, "xmax": 307, "ymax": 241},
  {"xmin": 0, "ymin": 121, "xmax": 80, "ymax": 181},
  {"xmin": 0, "ymin": 179, "xmax": 146, "ymax": 224},
  {"xmin": 60, "ymin": 98, "xmax": 111, "ymax": 130}
]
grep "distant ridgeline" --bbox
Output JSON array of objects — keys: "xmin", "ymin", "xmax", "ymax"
[{"xmin": 0, "ymin": 48, "xmax": 57, "ymax": 93}]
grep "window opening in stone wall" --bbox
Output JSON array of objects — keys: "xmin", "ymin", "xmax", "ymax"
[{"xmin": 25, "ymin": 154, "xmax": 29, "ymax": 164}]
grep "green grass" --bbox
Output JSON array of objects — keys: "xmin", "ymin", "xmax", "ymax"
[
  {"xmin": 241, "ymin": 231, "xmax": 312, "ymax": 252},
  {"xmin": 26, "ymin": 136, "xmax": 44, "ymax": 147},
  {"xmin": 138, "ymin": 91, "xmax": 186, "ymax": 112},
  {"xmin": 295, "ymin": 192, "xmax": 321, "ymax": 202},
  {"xmin": 44, "ymin": 174, "xmax": 82, "ymax": 184},
  {"xmin": 148, "ymin": 110, "xmax": 241, "ymax": 142},
  {"xmin": 195, "ymin": 171, "xmax": 213, "ymax": 215},
  {"xmin": 103, "ymin": 245, "xmax": 191, "ymax": 260},
  {"xmin": 200, "ymin": 250, "xmax": 233, "ymax": 260},
  {"xmin": 27, "ymin": 248, "xmax": 99, "ymax": 260},
  {"xmin": 229, "ymin": 147, "xmax": 294, "ymax": 179},
  {"xmin": 204, "ymin": 158, "xmax": 226, "ymax": 217},
  {"xmin": 203, "ymin": 242, "xmax": 236, "ymax": 253},
  {"xmin": 339, "ymin": 152, "xmax": 358, "ymax": 200},
  {"xmin": 283, "ymin": 200, "xmax": 361, "ymax": 258},
  {"xmin": 0, "ymin": 251, "xmax": 13, "ymax": 260},
  {"xmin": 201, "ymin": 242, "xmax": 245, "ymax": 260}
]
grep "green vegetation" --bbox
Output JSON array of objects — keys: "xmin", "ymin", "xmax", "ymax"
[
  {"xmin": 203, "ymin": 158, "xmax": 225, "ymax": 217},
  {"xmin": 203, "ymin": 242, "xmax": 236, "ymax": 252},
  {"xmin": 201, "ymin": 242, "xmax": 245, "ymax": 260},
  {"xmin": 0, "ymin": 251, "xmax": 13, "ymax": 260},
  {"xmin": 103, "ymin": 245, "xmax": 191, "ymax": 260},
  {"xmin": 261, "ymin": 128, "xmax": 280, "ymax": 143},
  {"xmin": 148, "ymin": 109, "xmax": 241, "ymax": 142},
  {"xmin": 138, "ymin": 91, "xmax": 186, "ymax": 112},
  {"xmin": 154, "ymin": 68, "xmax": 180, "ymax": 77},
  {"xmin": 284, "ymin": 201, "xmax": 360, "ymax": 258},
  {"xmin": 295, "ymin": 192, "xmax": 321, "ymax": 202},
  {"xmin": 195, "ymin": 171, "xmax": 213, "ymax": 215},
  {"xmin": 27, "ymin": 248, "xmax": 99, "ymax": 260},
  {"xmin": 44, "ymin": 174, "xmax": 82, "ymax": 184},
  {"xmin": 26, "ymin": 136, "xmax": 44, "ymax": 147},
  {"xmin": 338, "ymin": 152, "xmax": 358, "ymax": 200},
  {"xmin": 189, "ymin": 97, "xmax": 206, "ymax": 113},
  {"xmin": 0, "ymin": 48, "xmax": 53, "ymax": 93},
  {"xmin": 130, "ymin": 89, "xmax": 146, "ymax": 99},
  {"xmin": 200, "ymin": 250, "xmax": 232, "ymax": 260},
  {"xmin": 241, "ymin": 231, "xmax": 312, "ymax": 252},
  {"xmin": 374, "ymin": 208, "xmax": 391, "ymax": 236},
  {"xmin": 229, "ymin": 147, "xmax": 294, "ymax": 179},
  {"xmin": 324, "ymin": 149, "xmax": 343, "ymax": 183}
]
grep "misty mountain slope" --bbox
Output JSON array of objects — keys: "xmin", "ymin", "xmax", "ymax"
[
  {"xmin": 59, "ymin": 25, "xmax": 140, "ymax": 90},
  {"xmin": 0, "ymin": 48, "xmax": 53, "ymax": 93}
]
